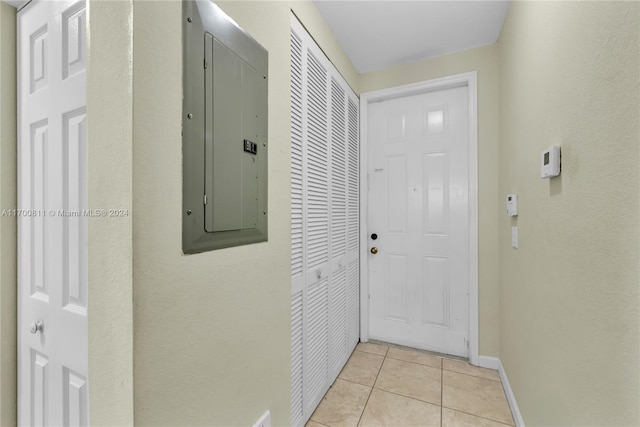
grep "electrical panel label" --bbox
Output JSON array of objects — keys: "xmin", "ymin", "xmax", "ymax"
[{"xmin": 244, "ymin": 139, "xmax": 258, "ymax": 154}]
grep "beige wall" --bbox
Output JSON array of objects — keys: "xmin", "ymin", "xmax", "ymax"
[
  {"xmin": 360, "ymin": 45, "xmax": 501, "ymax": 357},
  {"xmin": 87, "ymin": 0, "xmax": 134, "ymax": 424},
  {"xmin": 498, "ymin": 1, "xmax": 639, "ymax": 425},
  {"xmin": 0, "ymin": 3, "xmax": 17, "ymax": 426},
  {"xmin": 131, "ymin": 2, "xmax": 356, "ymax": 425}
]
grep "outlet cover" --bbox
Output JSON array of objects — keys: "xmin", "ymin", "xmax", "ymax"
[{"xmin": 252, "ymin": 410, "xmax": 271, "ymax": 427}]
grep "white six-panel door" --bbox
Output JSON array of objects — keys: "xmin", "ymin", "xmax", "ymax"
[
  {"xmin": 18, "ymin": 1, "xmax": 88, "ymax": 425},
  {"xmin": 367, "ymin": 86, "xmax": 469, "ymax": 357}
]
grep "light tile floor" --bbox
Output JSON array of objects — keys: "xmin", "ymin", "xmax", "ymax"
[{"xmin": 308, "ymin": 342, "xmax": 515, "ymax": 427}]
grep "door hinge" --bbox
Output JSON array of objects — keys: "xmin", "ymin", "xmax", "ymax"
[
  {"xmin": 204, "ymin": 59, "xmax": 208, "ymax": 69},
  {"xmin": 203, "ymin": 194, "xmax": 208, "ymax": 205}
]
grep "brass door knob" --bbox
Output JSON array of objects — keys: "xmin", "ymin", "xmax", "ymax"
[{"xmin": 370, "ymin": 247, "xmax": 378, "ymax": 254}]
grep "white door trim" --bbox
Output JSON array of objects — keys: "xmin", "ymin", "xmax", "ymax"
[{"xmin": 359, "ymin": 71, "xmax": 479, "ymax": 365}]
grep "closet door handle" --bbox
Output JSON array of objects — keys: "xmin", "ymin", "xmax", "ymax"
[{"xmin": 30, "ymin": 320, "xmax": 43, "ymax": 334}]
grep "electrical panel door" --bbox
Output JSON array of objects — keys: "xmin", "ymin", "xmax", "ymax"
[{"xmin": 183, "ymin": 0, "xmax": 268, "ymax": 254}]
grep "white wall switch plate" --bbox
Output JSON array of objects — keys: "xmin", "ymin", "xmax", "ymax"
[
  {"xmin": 512, "ymin": 226, "xmax": 518, "ymax": 249},
  {"xmin": 252, "ymin": 410, "xmax": 271, "ymax": 427}
]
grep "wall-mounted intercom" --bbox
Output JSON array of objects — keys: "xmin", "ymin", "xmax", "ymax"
[
  {"xmin": 506, "ymin": 194, "xmax": 518, "ymax": 216},
  {"xmin": 182, "ymin": 0, "xmax": 268, "ymax": 254},
  {"xmin": 541, "ymin": 146, "xmax": 561, "ymax": 178}
]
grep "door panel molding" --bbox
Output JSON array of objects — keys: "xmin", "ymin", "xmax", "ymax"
[
  {"xmin": 18, "ymin": 1, "xmax": 88, "ymax": 424},
  {"xmin": 359, "ymin": 72, "xmax": 479, "ymax": 365}
]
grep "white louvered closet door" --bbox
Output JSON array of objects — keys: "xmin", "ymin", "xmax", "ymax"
[{"xmin": 290, "ymin": 15, "xmax": 359, "ymax": 427}]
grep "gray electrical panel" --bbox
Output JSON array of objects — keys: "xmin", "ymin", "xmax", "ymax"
[{"xmin": 183, "ymin": 0, "xmax": 268, "ymax": 254}]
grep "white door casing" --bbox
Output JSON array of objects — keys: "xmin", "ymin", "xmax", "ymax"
[
  {"xmin": 360, "ymin": 73, "xmax": 479, "ymax": 363},
  {"xmin": 17, "ymin": 0, "xmax": 88, "ymax": 425}
]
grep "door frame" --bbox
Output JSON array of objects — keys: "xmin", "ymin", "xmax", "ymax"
[{"xmin": 359, "ymin": 71, "xmax": 479, "ymax": 365}]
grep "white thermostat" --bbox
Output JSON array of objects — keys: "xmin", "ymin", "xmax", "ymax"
[
  {"xmin": 541, "ymin": 146, "xmax": 561, "ymax": 178},
  {"xmin": 506, "ymin": 194, "xmax": 518, "ymax": 216}
]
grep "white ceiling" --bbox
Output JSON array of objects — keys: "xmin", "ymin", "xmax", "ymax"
[
  {"xmin": 3, "ymin": 0, "xmax": 509, "ymax": 72},
  {"xmin": 2, "ymin": 0, "xmax": 29, "ymax": 10},
  {"xmin": 313, "ymin": 0, "xmax": 510, "ymax": 73}
]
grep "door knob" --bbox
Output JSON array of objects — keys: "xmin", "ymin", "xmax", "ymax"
[
  {"xmin": 370, "ymin": 247, "xmax": 378, "ymax": 254},
  {"xmin": 29, "ymin": 320, "xmax": 43, "ymax": 334}
]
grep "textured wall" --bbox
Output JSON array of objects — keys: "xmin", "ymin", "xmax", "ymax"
[
  {"xmin": 360, "ymin": 45, "xmax": 501, "ymax": 357},
  {"xmin": 131, "ymin": 2, "xmax": 357, "ymax": 425},
  {"xmin": 0, "ymin": 3, "xmax": 17, "ymax": 426},
  {"xmin": 498, "ymin": 1, "xmax": 639, "ymax": 425},
  {"xmin": 86, "ymin": 0, "xmax": 134, "ymax": 424}
]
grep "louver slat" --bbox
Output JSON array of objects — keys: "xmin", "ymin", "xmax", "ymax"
[
  {"xmin": 305, "ymin": 53, "xmax": 329, "ymax": 270},
  {"xmin": 306, "ymin": 279, "xmax": 329, "ymax": 412},
  {"xmin": 291, "ymin": 31, "xmax": 304, "ymax": 279},
  {"xmin": 347, "ymin": 259, "xmax": 360, "ymax": 346},
  {"xmin": 290, "ymin": 291, "xmax": 304, "ymax": 427},
  {"xmin": 330, "ymin": 266, "xmax": 347, "ymax": 376},
  {"xmin": 330, "ymin": 80, "xmax": 347, "ymax": 258},
  {"xmin": 347, "ymin": 99, "xmax": 359, "ymax": 253}
]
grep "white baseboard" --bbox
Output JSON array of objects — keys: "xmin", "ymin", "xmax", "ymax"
[
  {"xmin": 477, "ymin": 355, "xmax": 500, "ymax": 370},
  {"xmin": 477, "ymin": 356, "xmax": 525, "ymax": 427}
]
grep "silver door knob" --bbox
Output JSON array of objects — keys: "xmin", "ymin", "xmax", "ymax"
[{"xmin": 29, "ymin": 321, "xmax": 43, "ymax": 334}]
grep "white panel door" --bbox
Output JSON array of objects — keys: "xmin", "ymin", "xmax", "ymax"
[
  {"xmin": 367, "ymin": 86, "xmax": 469, "ymax": 357},
  {"xmin": 18, "ymin": 1, "xmax": 88, "ymax": 425}
]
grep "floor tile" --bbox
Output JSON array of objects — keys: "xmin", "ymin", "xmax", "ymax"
[
  {"xmin": 311, "ymin": 379, "xmax": 371, "ymax": 427},
  {"xmin": 442, "ymin": 370, "xmax": 514, "ymax": 425},
  {"xmin": 443, "ymin": 358, "xmax": 501, "ymax": 381},
  {"xmin": 386, "ymin": 347, "xmax": 442, "ymax": 369},
  {"xmin": 356, "ymin": 342, "xmax": 389, "ymax": 356},
  {"xmin": 374, "ymin": 357, "xmax": 441, "ymax": 405},
  {"xmin": 339, "ymin": 351, "xmax": 385, "ymax": 386},
  {"xmin": 442, "ymin": 408, "xmax": 513, "ymax": 427},
  {"xmin": 306, "ymin": 420, "xmax": 329, "ymax": 427},
  {"xmin": 359, "ymin": 389, "xmax": 440, "ymax": 427}
]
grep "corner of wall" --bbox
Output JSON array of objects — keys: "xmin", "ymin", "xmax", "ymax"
[
  {"xmin": 86, "ymin": 0, "xmax": 134, "ymax": 424},
  {"xmin": 289, "ymin": 1, "xmax": 360, "ymax": 94},
  {"xmin": 0, "ymin": 3, "xmax": 17, "ymax": 426}
]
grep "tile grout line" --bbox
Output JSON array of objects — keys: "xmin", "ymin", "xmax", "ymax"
[
  {"xmin": 355, "ymin": 347, "xmax": 388, "ymax": 426},
  {"xmin": 370, "ymin": 386, "xmax": 441, "ymax": 408},
  {"xmin": 356, "ymin": 349, "xmax": 388, "ymax": 357},
  {"xmin": 440, "ymin": 406, "xmax": 515, "ymax": 427},
  {"xmin": 442, "ymin": 368, "xmax": 502, "ymax": 383},
  {"xmin": 385, "ymin": 355, "xmax": 443, "ymax": 370},
  {"xmin": 336, "ymin": 376, "xmax": 376, "ymax": 389},
  {"xmin": 368, "ymin": 339, "xmax": 467, "ymax": 362}
]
